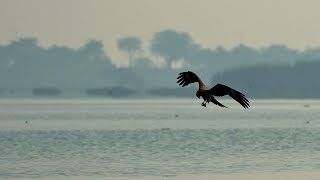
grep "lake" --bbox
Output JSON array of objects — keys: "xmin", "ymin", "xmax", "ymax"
[{"xmin": 0, "ymin": 99, "xmax": 320, "ymax": 179}]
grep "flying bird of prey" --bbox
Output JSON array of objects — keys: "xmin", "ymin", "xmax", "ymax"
[{"xmin": 177, "ymin": 71, "xmax": 250, "ymax": 108}]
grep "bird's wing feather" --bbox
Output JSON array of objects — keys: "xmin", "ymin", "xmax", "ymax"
[
  {"xmin": 208, "ymin": 84, "xmax": 250, "ymax": 109},
  {"xmin": 176, "ymin": 71, "xmax": 204, "ymax": 87},
  {"xmin": 210, "ymin": 97, "xmax": 228, "ymax": 108}
]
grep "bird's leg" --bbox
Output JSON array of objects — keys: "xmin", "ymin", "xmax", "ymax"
[
  {"xmin": 201, "ymin": 101, "xmax": 207, "ymax": 107},
  {"xmin": 201, "ymin": 99, "xmax": 211, "ymax": 107}
]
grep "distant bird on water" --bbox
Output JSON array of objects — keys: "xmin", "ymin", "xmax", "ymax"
[{"xmin": 177, "ymin": 71, "xmax": 250, "ymax": 108}]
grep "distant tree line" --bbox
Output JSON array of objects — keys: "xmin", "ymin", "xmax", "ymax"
[
  {"xmin": 211, "ymin": 60, "xmax": 320, "ymax": 98},
  {"xmin": 1, "ymin": 29, "xmax": 320, "ymax": 98}
]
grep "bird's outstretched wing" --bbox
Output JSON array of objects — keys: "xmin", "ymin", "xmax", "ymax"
[
  {"xmin": 177, "ymin": 71, "xmax": 205, "ymax": 88},
  {"xmin": 208, "ymin": 84, "xmax": 250, "ymax": 109}
]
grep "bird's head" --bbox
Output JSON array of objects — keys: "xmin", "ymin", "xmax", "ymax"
[{"xmin": 196, "ymin": 91, "xmax": 201, "ymax": 99}]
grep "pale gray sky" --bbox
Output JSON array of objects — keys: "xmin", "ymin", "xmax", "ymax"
[{"xmin": 1, "ymin": 0, "xmax": 320, "ymax": 65}]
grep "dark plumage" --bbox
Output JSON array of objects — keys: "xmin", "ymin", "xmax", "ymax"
[{"xmin": 177, "ymin": 71, "xmax": 250, "ymax": 108}]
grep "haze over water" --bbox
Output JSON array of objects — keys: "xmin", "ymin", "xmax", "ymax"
[{"xmin": 1, "ymin": 99, "xmax": 320, "ymax": 179}]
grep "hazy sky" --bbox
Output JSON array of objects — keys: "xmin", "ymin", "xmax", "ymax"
[{"xmin": 1, "ymin": 0, "xmax": 320, "ymax": 65}]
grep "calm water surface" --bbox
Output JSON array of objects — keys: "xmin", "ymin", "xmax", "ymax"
[{"xmin": 0, "ymin": 99, "xmax": 320, "ymax": 179}]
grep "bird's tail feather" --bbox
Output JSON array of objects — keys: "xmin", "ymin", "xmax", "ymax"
[{"xmin": 211, "ymin": 98, "xmax": 228, "ymax": 108}]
